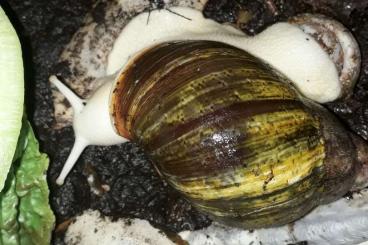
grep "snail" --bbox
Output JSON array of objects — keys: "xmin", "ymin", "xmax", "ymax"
[{"xmin": 50, "ymin": 6, "xmax": 367, "ymax": 230}]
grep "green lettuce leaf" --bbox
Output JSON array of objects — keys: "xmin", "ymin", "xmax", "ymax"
[
  {"xmin": 0, "ymin": 6, "xmax": 24, "ymax": 192},
  {"xmin": 0, "ymin": 121, "xmax": 55, "ymax": 245},
  {"xmin": 0, "ymin": 6, "xmax": 55, "ymax": 245}
]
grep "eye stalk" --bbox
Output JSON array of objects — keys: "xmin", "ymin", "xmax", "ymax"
[{"xmin": 50, "ymin": 75, "xmax": 128, "ymax": 185}]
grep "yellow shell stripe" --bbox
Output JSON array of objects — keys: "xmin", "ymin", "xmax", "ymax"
[
  {"xmin": 165, "ymin": 110, "xmax": 325, "ymax": 201},
  {"xmin": 155, "ymin": 109, "xmax": 317, "ymax": 163},
  {"xmin": 169, "ymin": 141, "xmax": 324, "ymax": 200},
  {"xmin": 193, "ymin": 177, "xmax": 324, "ymax": 218},
  {"xmin": 137, "ymin": 69, "xmax": 298, "ymax": 144},
  {"xmin": 127, "ymin": 49, "xmax": 263, "ymax": 133}
]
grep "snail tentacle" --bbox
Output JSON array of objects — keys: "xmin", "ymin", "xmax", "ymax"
[
  {"xmin": 56, "ymin": 136, "xmax": 88, "ymax": 185},
  {"xmin": 50, "ymin": 75, "xmax": 89, "ymax": 185},
  {"xmin": 49, "ymin": 75, "xmax": 85, "ymax": 114}
]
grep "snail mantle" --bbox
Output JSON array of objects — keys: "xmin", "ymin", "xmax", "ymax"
[{"xmin": 50, "ymin": 7, "xmax": 366, "ymax": 229}]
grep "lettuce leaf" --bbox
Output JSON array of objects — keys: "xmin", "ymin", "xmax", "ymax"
[
  {"xmin": 0, "ymin": 6, "xmax": 24, "ymax": 192},
  {"xmin": 0, "ymin": 121, "xmax": 55, "ymax": 245},
  {"xmin": 0, "ymin": 6, "xmax": 54, "ymax": 244}
]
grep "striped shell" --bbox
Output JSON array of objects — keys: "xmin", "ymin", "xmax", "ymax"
[{"xmin": 110, "ymin": 41, "xmax": 359, "ymax": 229}]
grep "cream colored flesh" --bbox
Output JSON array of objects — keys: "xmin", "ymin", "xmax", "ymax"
[{"xmin": 108, "ymin": 7, "xmax": 340, "ymax": 103}]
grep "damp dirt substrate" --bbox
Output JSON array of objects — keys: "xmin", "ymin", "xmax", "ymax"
[{"xmin": 4, "ymin": 0, "xmax": 368, "ymax": 244}]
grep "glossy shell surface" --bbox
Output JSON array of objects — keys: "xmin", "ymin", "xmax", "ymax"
[{"xmin": 111, "ymin": 40, "xmax": 356, "ymax": 228}]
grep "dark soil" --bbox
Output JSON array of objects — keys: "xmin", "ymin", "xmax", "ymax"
[{"xmin": 3, "ymin": 0, "xmax": 368, "ymax": 244}]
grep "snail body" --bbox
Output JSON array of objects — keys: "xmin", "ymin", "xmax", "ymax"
[
  {"xmin": 50, "ymin": 7, "xmax": 366, "ymax": 229},
  {"xmin": 53, "ymin": 6, "xmax": 360, "ymax": 128}
]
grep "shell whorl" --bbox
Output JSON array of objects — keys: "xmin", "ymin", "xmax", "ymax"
[{"xmin": 110, "ymin": 40, "xmax": 357, "ymax": 228}]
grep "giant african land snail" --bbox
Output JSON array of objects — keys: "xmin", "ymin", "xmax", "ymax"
[{"xmin": 50, "ymin": 7, "xmax": 367, "ymax": 229}]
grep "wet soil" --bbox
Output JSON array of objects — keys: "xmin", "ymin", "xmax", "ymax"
[{"xmin": 3, "ymin": 0, "xmax": 368, "ymax": 244}]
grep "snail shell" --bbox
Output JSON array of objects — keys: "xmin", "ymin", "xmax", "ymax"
[{"xmin": 109, "ymin": 40, "xmax": 359, "ymax": 229}]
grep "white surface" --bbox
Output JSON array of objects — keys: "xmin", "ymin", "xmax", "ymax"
[
  {"xmin": 65, "ymin": 210, "xmax": 175, "ymax": 245},
  {"xmin": 108, "ymin": 7, "xmax": 340, "ymax": 103},
  {"xmin": 180, "ymin": 189, "xmax": 368, "ymax": 245},
  {"xmin": 180, "ymin": 224, "xmax": 260, "ymax": 245},
  {"xmin": 65, "ymin": 191, "xmax": 368, "ymax": 245}
]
